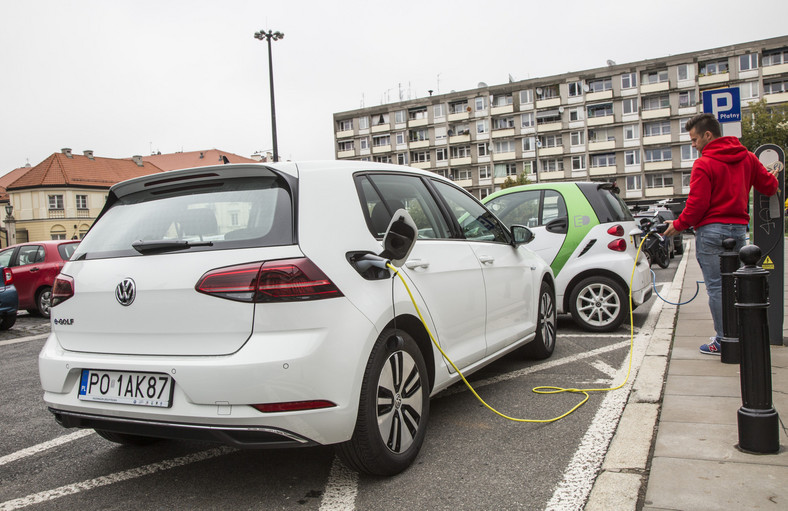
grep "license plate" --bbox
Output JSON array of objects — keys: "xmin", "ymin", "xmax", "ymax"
[{"xmin": 78, "ymin": 369, "xmax": 174, "ymax": 408}]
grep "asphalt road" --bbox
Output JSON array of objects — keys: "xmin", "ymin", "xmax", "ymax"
[{"xmin": 0, "ymin": 259, "xmax": 681, "ymax": 511}]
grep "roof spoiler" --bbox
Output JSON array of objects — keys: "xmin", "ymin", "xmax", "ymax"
[{"xmin": 597, "ymin": 182, "xmax": 621, "ymax": 194}]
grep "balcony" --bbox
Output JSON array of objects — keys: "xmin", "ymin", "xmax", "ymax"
[
  {"xmin": 589, "ymin": 165, "xmax": 616, "ymax": 176},
  {"xmin": 491, "ymin": 105, "xmax": 514, "ymax": 115},
  {"xmin": 539, "ymin": 170, "xmax": 565, "ymax": 180},
  {"xmin": 76, "ymin": 208, "xmax": 91, "ymax": 218},
  {"xmin": 409, "ymin": 140, "xmax": 429, "ymax": 149},
  {"xmin": 536, "ymin": 98, "xmax": 561, "ymax": 108},
  {"xmin": 539, "ymin": 146, "xmax": 563, "ymax": 156},
  {"xmin": 642, "ymin": 135, "xmax": 671, "ymax": 145},
  {"xmin": 644, "ymin": 161, "xmax": 673, "ymax": 171},
  {"xmin": 410, "ymin": 161, "xmax": 431, "ymax": 170},
  {"xmin": 448, "ymin": 111, "xmax": 470, "ymax": 122},
  {"xmin": 492, "ymin": 152, "xmax": 516, "ymax": 161},
  {"xmin": 641, "ymin": 108, "xmax": 670, "ymax": 120},
  {"xmin": 587, "ymin": 115, "xmax": 614, "ymax": 126},
  {"xmin": 372, "ymin": 145, "xmax": 391, "ymax": 154},
  {"xmin": 448, "ymin": 134, "xmax": 471, "ymax": 144},
  {"xmin": 336, "ymin": 129, "xmax": 354, "ymax": 139},
  {"xmin": 408, "ymin": 118, "xmax": 428, "ymax": 127},
  {"xmin": 492, "ymin": 128, "xmax": 515, "ymax": 138},
  {"xmin": 587, "ymin": 90, "xmax": 613, "ymax": 102},
  {"xmin": 645, "ymin": 186, "xmax": 674, "ymax": 197},
  {"xmin": 698, "ymin": 73, "xmax": 729, "ymax": 86},
  {"xmin": 640, "ymin": 82, "xmax": 669, "ymax": 94},
  {"xmin": 338, "ymin": 150, "xmax": 355, "ymax": 158},
  {"xmin": 678, "ymin": 105, "xmax": 698, "ymax": 115},
  {"xmin": 588, "ymin": 141, "xmax": 615, "ymax": 151},
  {"xmin": 371, "ymin": 124, "xmax": 390, "ymax": 133},
  {"xmin": 536, "ymin": 121, "xmax": 562, "ymax": 132},
  {"xmin": 765, "ymin": 91, "xmax": 788, "ymax": 104},
  {"xmin": 450, "ymin": 157, "xmax": 472, "ymax": 166},
  {"xmin": 48, "ymin": 208, "xmax": 65, "ymax": 219}
]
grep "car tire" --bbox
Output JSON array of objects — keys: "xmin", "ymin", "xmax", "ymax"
[
  {"xmin": 337, "ymin": 329, "xmax": 429, "ymax": 476},
  {"xmin": 569, "ymin": 276, "xmax": 627, "ymax": 332},
  {"xmin": 94, "ymin": 429, "xmax": 160, "ymax": 446},
  {"xmin": 0, "ymin": 313, "xmax": 17, "ymax": 330},
  {"xmin": 521, "ymin": 280, "xmax": 556, "ymax": 360},
  {"xmin": 36, "ymin": 286, "xmax": 52, "ymax": 319},
  {"xmin": 655, "ymin": 245, "xmax": 670, "ymax": 269}
]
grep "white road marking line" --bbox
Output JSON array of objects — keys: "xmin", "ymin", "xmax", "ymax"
[
  {"xmin": 591, "ymin": 359, "xmax": 619, "ymax": 378},
  {"xmin": 318, "ymin": 456, "xmax": 359, "ymax": 511},
  {"xmin": 0, "ymin": 333, "xmax": 49, "ymax": 347},
  {"xmin": 0, "ymin": 446, "xmax": 235, "ymax": 511},
  {"xmin": 0, "ymin": 430, "xmax": 94, "ymax": 467}
]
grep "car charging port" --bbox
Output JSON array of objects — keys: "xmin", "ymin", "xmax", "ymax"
[{"xmin": 346, "ymin": 251, "xmax": 391, "ymax": 280}]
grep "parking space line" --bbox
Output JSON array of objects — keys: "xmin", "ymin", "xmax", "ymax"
[
  {"xmin": 318, "ymin": 456, "xmax": 359, "ymax": 511},
  {"xmin": 0, "ymin": 430, "xmax": 94, "ymax": 467},
  {"xmin": 0, "ymin": 446, "xmax": 235, "ymax": 511},
  {"xmin": 0, "ymin": 334, "xmax": 49, "ymax": 347}
]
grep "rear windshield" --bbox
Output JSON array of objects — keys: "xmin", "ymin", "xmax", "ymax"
[
  {"xmin": 72, "ymin": 176, "xmax": 293, "ymax": 260},
  {"xmin": 58, "ymin": 243, "xmax": 78, "ymax": 261},
  {"xmin": 580, "ymin": 185, "xmax": 633, "ymax": 223}
]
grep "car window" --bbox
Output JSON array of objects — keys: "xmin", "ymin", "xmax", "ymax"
[
  {"xmin": 0, "ymin": 248, "xmax": 13, "ymax": 268},
  {"xmin": 542, "ymin": 190, "xmax": 567, "ymax": 224},
  {"xmin": 18, "ymin": 245, "xmax": 44, "ymax": 265},
  {"xmin": 487, "ymin": 190, "xmax": 541, "ymax": 228},
  {"xmin": 431, "ymin": 181, "xmax": 509, "ymax": 243},
  {"xmin": 58, "ymin": 243, "xmax": 78, "ymax": 261},
  {"xmin": 359, "ymin": 174, "xmax": 450, "ymax": 239}
]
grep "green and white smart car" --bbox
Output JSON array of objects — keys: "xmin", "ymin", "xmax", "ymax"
[{"xmin": 484, "ymin": 182, "xmax": 651, "ymax": 332}]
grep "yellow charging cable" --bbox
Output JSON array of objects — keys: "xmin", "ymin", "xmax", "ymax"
[{"xmin": 386, "ymin": 233, "xmax": 649, "ymax": 423}]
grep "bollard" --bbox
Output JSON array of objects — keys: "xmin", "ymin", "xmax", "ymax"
[
  {"xmin": 720, "ymin": 238, "xmax": 740, "ymax": 364},
  {"xmin": 734, "ymin": 244, "xmax": 780, "ymax": 454}
]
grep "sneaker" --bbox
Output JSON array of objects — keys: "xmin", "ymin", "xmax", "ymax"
[{"xmin": 699, "ymin": 337, "xmax": 721, "ymax": 356}]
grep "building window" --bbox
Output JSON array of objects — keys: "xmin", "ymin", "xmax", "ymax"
[
  {"xmin": 571, "ymin": 155, "xmax": 586, "ymax": 170},
  {"xmin": 570, "ymin": 131, "xmax": 585, "ymax": 146},
  {"xmin": 49, "ymin": 195, "xmax": 64, "ymax": 210},
  {"xmin": 621, "ymin": 72, "xmax": 637, "ymax": 89},
  {"xmin": 338, "ymin": 119, "xmax": 352, "ymax": 131},
  {"xmin": 523, "ymin": 161, "xmax": 534, "ymax": 174},
  {"xmin": 475, "ymin": 96, "xmax": 488, "ymax": 111},
  {"xmin": 494, "ymin": 163, "xmax": 518, "ymax": 177},
  {"xmin": 536, "ymin": 85, "xmax": 559, "ymax": 99},
  {"xmin": 395, "ymin": 110, "xmax": 406, "ymax": 123},
  {"xmin": 434, "ymin": 169, "xmax": 450, "ymax": 179},
  {"xmin": 494, "ymin": 140, "xmax": 516, "ymax": 153},
  {"xmin": 641, "ymin": 69, "xmax": 668, "ymax": 85},
  {"xmin": 519, "ymin": 89, "xmax": 533, "ymax": 104},
  {"xmin": 764, "ymin": 79, "xmax": 788, "ymax": 95},
  {"xmin": 476, "ymin": 119, "xmax": 489, "ymax": 134},
  {"xmin": 569, "ymin": 107, "xmax": 584, "ymax": 121},
  {"xmin": 678, "ymin": 90, "xmax": 697, "ymax": 108},
  {"xmin": 373, "ymin": 113, "xmax": 390, "ymax": 126},
  {"xmin": 434, "ymin": 126, "xmax": 447, "ymax": 140},
  {"xmin": 477, "ymin": 143, "xmax": 489, "ymax": 157},
  {"xmin": 740, "ymin": 81, "xmax": 760, "ymax": 100},
  {"xmin": 451, "ymin": 146, "xmax": 471, "ymax": 159},
  {"xmin": 588, "ymin": 77, "xmax": 612, "ymax": 92},
  {"xmin": 682, "ymin": 171, "xmax": 691, "ymax": 188},
  {"xmin": 521, "ymin": 112, "xmax": 535, "ymax": 128},
  {"xmin": 76, "ymin": 195, "xmax": 88, "ymax": 209},
  {"xmin": 645, "ymin": 172, "xmax": 673, "ymax": 188},
  {"xmin": 456, "ymin": 168, "xmax": 473, "ymax": 180},
  {"xmin": 539, "ymin": 158, "xmax": 563, "ymax": 172},
  {"xmin": 436, "ymin": 148, "xmax": 448, "ymax": 161},
  {"xmin": 479, "ymin": 165, "xmax": 491, "ymax": 179},
  {"xmin": 397, "ymin": 153, "xmax": 408, "ymax": 165},
  {"xmin": 373, "ymin": 155, "xmax": 392, "ymax": 163},
  {"xmin": 433, "ymin": 103, "xmax": 446, "ymax": 118},
  {"xmin": 642, "ymin": 94, "xmax": 670, "ymax": 111},
  {"xmin": 538, "ymin": 134, "xmax": 562, "ymax": 148},
  {"xmin": 763, "ymin": 48, "xmax": 788, "ymax": 67},
  {"xmin": 493, "ymin": 116, "xmax": 515, "ymax": 129},
  {"xmin": 338, "ymin": 140, "xmax": 354, "ymax": 152},
  {"xmin": 359, "ymin": 137, "xmax": 369, "ymax": 150},
  {"xmin": 739, "ymin": 53, "xmax": 759, "ymax": 71},
  {"xmin": 699, "ymin": 59, "xmax": 729, "ymax": 76},
  {"xmin": 372, "ymin": 135, "xmax": 390, "ymax": 147},
  {"xmin": 523, "ymin": 136, "xmax": 536, "ymax": 151},
  {"xmin": 568, "ymin": 80, "xmax": 584, "ymax": 97},
  {"xmin": 622, "ymin": 98, "xmax": 639, "ymax": 115},
  {"xmin": 643, "ymin": 120, "xmax": 671, "ymax": 137},
  {"xmin": 410, "ymin": 151, "xmax": 430, "ymax": 163},
  {"xmin": 536, "ymin": 109, "xmax": 562, "ymax": 124},
  {"xmin": 644, "ymin": 147, "xmax": 672, "ymax": 162},
  {"xmin": 395, "ymin": 132, "xmax": 406, "ymax": 145},
  {"xmin": 678, "ymin": 117, "xmax": 692, "ymax": 134},
  {"xmin": 587, "ymin": 103, "xmax": 613, "ymax": 118},
  {"xmin": 591, "ymin": 153, "xmax": 615, "ymax": 167},
  {"xmin": 493, "ymin": 94, "xmax": 513, "ymax": 107},
  {"xmin": 448, "ymin": 123, "xmax": 470, "ymax": 136},
  {"xmin": 409, "ymin": 129, "xmax": 428, "ymax": 142},
  {"xmin": 681, "ymin": 145, "xmax": 699, "ymax": 161},
  {"xmin": 358, "ymin": 116, "xmax": 369, "ymax": 130},
  {"xmin": 625, "ymin": 150, "xmax": 641, "ymax": 165},
  {"xmin": 588, "ymin": 127, "xmax": 615, "ymax": 142},
  {"xmin": 626, "ymin": 175, "xmax": 642, "ymax": 191},
  {"xmin": 623, "ymin": 124, "xmax": 639, "ymax": 140},
  {"xmin": 408, "ymin": 107, "xmax": 427, "ymax": 120},
  {"xmin": 449, "ymin": 100, "xmax": 469, "ymax": 114},
  {"xmin": 677, "ymin": 64, "xmax": 694, "ymax": 81}
]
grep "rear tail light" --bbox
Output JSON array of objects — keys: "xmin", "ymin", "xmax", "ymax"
[
  {"xmin": 3, "ymin": 268, "xmax": 12, "ymax": 286},
  {"xmin": 252, "ymin": 400, "xmax": 336, "ymax": 413},
  {"xmin": 52, "ymin": 275, "xmax": 75, "ymax": 307},
  {"xmin": 607, "ymin": 224, "xmax": 624, "ymax": 237},
  {"xmin": 607, "ymin": 239, "xmax": 627, "ymax": 252},
  {"xmin": 196, "ymin": 258, "xmax": 343, "ymax": 303}
]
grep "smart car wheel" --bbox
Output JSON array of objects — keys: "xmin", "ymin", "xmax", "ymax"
[
  {"xmin": 36, "ymin": 286, "xmax": 52, "ymax": 319},
  {"xmin": 337, "ymin": 329, "xmax": 429, "ymax": 476},
  {"xmin": 94, "ymin": 429, "xmax": 160, "ymax": 446},
  {"xmin": 521, "ymin": 280, "xmax": 556, "ymax": 359},
  {"xmin": 569, "ymin": 276, "xmax": 627, "ymax": 332}
]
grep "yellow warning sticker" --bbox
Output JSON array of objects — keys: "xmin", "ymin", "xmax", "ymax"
[{"xmin": 763, "ymin": 255, "xmax": 774, "ymax": 270}]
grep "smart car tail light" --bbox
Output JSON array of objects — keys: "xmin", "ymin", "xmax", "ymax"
[
  {"xmin": 607, "ymin": 224, "xmax": 624, "ymax": 237},
  {"xmin": 196, "ymin": 258, "xmax": 343, "ymax": 303},
  {"xmin": 52, "ymin": 275, "xmax": 75, "ymax": 307},
  {"xmin": 607, "ymin": 239, "xmax": 628, "ymax": 252},
  {"xmin": 3, "ymin": 268, "xmax": 12, "ymax": 286}
]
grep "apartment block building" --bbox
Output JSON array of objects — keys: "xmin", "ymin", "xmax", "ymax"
[{"xmin": 333, "ymin": 36, "xmax": 788, "ymax": 204}]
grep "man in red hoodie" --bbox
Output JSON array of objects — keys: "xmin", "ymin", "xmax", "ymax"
[{"xmin": 665, "ymin": 113, "xmax": 779, "ymax": 355}]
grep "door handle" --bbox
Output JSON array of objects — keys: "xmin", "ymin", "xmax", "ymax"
[
  {"xmin": 30, "ymin": 267, "xmax": 40, "ymax": 272},
  {"xmin": 404, "ymin": 259, "xmax": 430, "ymax": 270},
  {"xmin": 478, "ymin": 255, "xmax": 495, "ymax": 264}
]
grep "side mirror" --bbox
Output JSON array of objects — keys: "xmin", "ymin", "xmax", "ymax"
[
  {"xmin": 380, "ymin": 209, "xmax": 418, "ymax": 267},
  {"xmin": 510, "ymin": 225, "xmax": 535, "ymax": 245}
]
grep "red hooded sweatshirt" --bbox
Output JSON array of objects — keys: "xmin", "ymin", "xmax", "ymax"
[{"xmin": 673, "ymin": 136, "xmax": 778, "ymax": 231}]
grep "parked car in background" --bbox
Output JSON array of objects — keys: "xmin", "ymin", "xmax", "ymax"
[
  {"xmin": 0, "ymin": 266, "xmax": 18, "ymax": 330},
  {"xmin": 0, "ymin": 240, "xmax": 79, "ymax": 318},
  {"xmin": 484, "ymin": 182, "xmax": 652, "ymax": 332},
  {"xmin": 39, "ymin": 161, "xmax": 554, "ymax": 476}
]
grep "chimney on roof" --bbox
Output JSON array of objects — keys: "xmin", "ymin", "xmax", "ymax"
[
  {"xmin": 62, "ymin": 148, "xmax": 73, "ymax": 158},
  {"xmin": 83, "ymin": 150, "xmax": 94, "ymax": 160},
  {"xmin": 199, "ymin": 152, "xmax": 205, "ymax": 159},
  {"xmin": 131, "ymin": 155, "xmax": 144, "ymax": 167}
]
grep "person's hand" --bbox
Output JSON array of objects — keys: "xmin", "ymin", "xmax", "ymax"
[
  {"xmin": 663, "ymin": 220, "xmax": 679, "ymax": 237},
  {"xmin": 767, "ymin": 161, "xmax": 784, "ymax": 178}
]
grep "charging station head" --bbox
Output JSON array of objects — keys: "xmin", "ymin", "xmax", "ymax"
[{"xmin": 380, "ymin": 209, "xmax": 418, "ymax": 267}]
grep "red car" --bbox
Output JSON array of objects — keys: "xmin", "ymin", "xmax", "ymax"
[{"xmin": 0, "ymin": 240, "xmax": 79, "ymax": 318}]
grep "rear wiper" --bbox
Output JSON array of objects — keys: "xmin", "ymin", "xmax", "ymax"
[{"xmin": 131, "ymin": 239, "xmax": 213, "ymax": 254}]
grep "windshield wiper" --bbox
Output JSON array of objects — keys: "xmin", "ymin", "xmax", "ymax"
[{"xmin": 131, "ymin": 239, "xmax": 213, "ymax": 254}]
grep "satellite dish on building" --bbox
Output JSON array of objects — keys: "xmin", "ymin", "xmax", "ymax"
[
  {"xmin": 536, "ymin": 87, "xmax": 543, "ymax": 95},
  {"xmin": 478, "ymin": 82, "xmax": 488, "ymax": 88},
  {"xmin": 558, "ymin": 106, "xmax": 565, "ymax": 113},
  {"xmin": 606, "ymin": 59, "xmax": 616, "ymax": 66},
  {"xmin": 583, "ymin": 84, "xmax": 590, "ymax": 92}
]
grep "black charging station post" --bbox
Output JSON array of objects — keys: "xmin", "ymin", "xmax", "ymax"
[
  {"xmin": 719, "ymin": 238, "xmax": 740, "ymax": 364},
  {"xmin": 752, "ymin": 144, "xmax": 784, "ymax": 345}
]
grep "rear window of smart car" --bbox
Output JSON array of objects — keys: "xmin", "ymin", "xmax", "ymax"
[{"xmin": 72, "ymin": 176, "xmax": 292, "ymax": 260}]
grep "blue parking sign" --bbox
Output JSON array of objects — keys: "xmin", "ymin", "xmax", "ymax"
[{"xmin": 702, "ymin": 87, "xmax": 741, "ymax": 123}]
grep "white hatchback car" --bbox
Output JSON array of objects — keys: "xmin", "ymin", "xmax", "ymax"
[{"xmin": 39, "ymin": 161, "xmax": 554, "ymax": 475}]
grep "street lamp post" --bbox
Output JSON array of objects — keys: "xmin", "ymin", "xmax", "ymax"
[
  {"xmin": 4, "ymin": 204, "xmax": 16, "ymax": 247},
  {"xmin": 254, "ymin": 29, "xmax": 284, "ymax": 163}
]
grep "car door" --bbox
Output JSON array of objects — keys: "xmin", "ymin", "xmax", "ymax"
[
  {"xmin": 10, "ymin": 244, "xmax": 45, "ymax": 308},
  {"xmin": 431, "ymin": 181, "xmax": 536, "ymax": 356},
  {"xmin": 361, "ymin": 173, "xmax": 488, "ymax": 370}
]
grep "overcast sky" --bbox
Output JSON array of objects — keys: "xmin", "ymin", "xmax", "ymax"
[{"xmin": 2, "ymin": 0, "xmax": 786, "ymax": 175}]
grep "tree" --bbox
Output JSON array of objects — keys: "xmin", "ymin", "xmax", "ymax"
[
  {"xmin": 740, "ymin": 98, "xmax": 788, "ymax": 152},
  {"xmin": 500, "ymin": 172, "xmax": 533, "ymax": 190}
]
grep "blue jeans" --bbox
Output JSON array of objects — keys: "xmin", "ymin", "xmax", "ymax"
[{"xmin": 694, "ymin": 223, "xmax": 747, "ymax": 340}]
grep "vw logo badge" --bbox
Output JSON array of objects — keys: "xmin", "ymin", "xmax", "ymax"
[{"xmin": 115, "ymin": 278, "xmax": 136, "ymax": 306}]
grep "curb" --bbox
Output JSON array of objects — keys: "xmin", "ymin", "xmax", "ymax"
[{"xmin": 584, "ymin": 242, "xmax": 691, "ymax": 510}]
